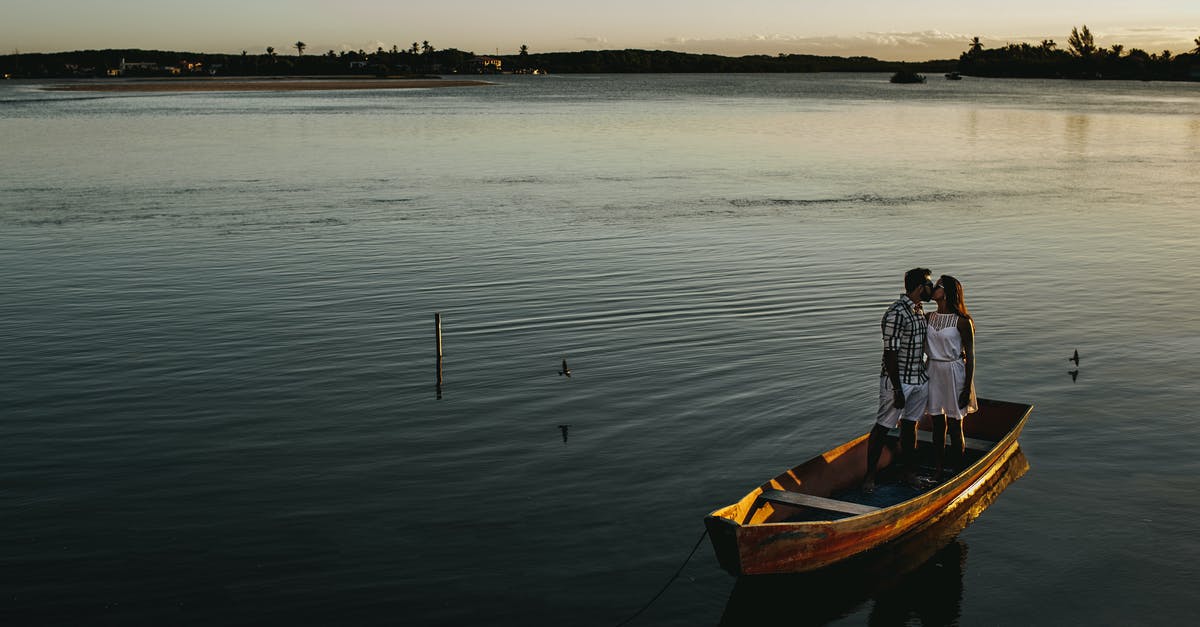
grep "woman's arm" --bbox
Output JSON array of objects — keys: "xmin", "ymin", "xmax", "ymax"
[{"xmin": 959, "ymin": 317, "xmax": 975, "ymax": 408}]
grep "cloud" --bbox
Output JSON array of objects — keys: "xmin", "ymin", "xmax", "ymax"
[
  {"xmin": 861, "ymin": 30, "xmax": 968, "ymax": 48},
  {"xmin": 574, "ymin": 36, "xmax": 609, "ymax": 46},
  {"xmin": 658, "ymin": 25, "xmax": 1200, "ymax": 60},
  {"xmin": 335, "ymin": 40, "xmax": 406, "ymax": 54},
  {"xmin": 970, "ymin": 25, "xmax": 1199, "ymax": 54},
  {"xmin": 1082, "ymin": 25, "xmax": 1200, "ymax": 51},
  {"xmin": 661, "ymin": 31, "xmax": 979, "ymax": 61}
]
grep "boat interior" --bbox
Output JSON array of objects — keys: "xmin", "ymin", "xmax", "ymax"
[
  {"xmin": 745, "ymin": 434, "xmax": 992, "ymax": 524},
  {"xmin": 712, "ymin": 399, "xmax": 1026, "ymax": 526}
]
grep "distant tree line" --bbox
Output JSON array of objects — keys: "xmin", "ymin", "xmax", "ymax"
[
  {"xmin": 0, "ymin": 44, "xmax": 481, "ymax": 78},
  {"xmin": 494, "ymin": 49, "xmax": 953, "ymax": 74},
  {"xmin": 957, "ymin": 27, "xmax": 1200, "ymax": 80},
  {"xmin": 4, "ymin": 30, "xmax": 1198, "ymax": 80},
  {"xmin": 1, "ymin": 45, "xmax": 953, "ymax": 79}
]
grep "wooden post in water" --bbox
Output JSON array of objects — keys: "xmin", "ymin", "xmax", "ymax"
[{"xmin": 434, "ymin": 312, "xmax": 444, "ymax": 395}]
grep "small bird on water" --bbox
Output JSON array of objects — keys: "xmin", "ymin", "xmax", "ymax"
[
  {"xmin": 1069, "ymin": 349, "xmax": 1079, "ymax": 366},
  {"xmin": 559, "ymin": 357, "xmax": 571, "ymax": 377},
  {"xmin": 558, "ymin": 424, "xmax": 569, "ymax": 442}
]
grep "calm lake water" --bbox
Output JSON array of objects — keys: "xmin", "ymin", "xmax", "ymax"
[{"xmin": 2, "ymin": 73, "xmax": 1198, "ymax": 626}]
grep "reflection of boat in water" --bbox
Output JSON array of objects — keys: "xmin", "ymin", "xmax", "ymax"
[
  {"xmin": 705, "ymin": 398, "xmax": 1032, "ymax": 575},
  {"xmin": 720, "ymin": 539, "xmax": 970, "ymax": 627},
  {"xmin": 945, "ymin": 71, "xmax": 963, "ymax": 80},
  {"xmin": 719, "ymin": 446, "xmax": 1029, "ymax": 626}
]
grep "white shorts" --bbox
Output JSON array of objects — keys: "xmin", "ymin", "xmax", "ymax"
[{"xmin": 876, "ymin": 377, "xmax": 929, "ymax": 428}]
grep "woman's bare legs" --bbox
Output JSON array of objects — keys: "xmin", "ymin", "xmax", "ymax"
[
  {"xmin": 947, "ymin": 417, "xmax": 965, "ymax": 476},
  {"xmin": 931, "ymin": 413, "xmax": 947, "ymax": 480}
]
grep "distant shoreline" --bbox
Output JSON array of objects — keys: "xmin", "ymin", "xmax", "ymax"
[
  {"xmin": 6, "ymin": 38, "xmax": 1200, "ymax": 82},
  {"xmin": 43, "ymin": 77, "xmax": 493, "ymax": 92}
]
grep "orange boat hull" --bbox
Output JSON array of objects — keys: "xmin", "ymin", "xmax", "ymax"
[{"xmin": 706, "ymin": 398, "xmax": 1032, "ymax": 575}]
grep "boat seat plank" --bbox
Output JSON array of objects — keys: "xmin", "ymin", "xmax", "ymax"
[
  {"xmin": 758, "ymin": 490, "xmax": 880, "ymax": 516},
  {"xmin": 888, "ymin": 428, "xmax": 995, "ymax": 452}
]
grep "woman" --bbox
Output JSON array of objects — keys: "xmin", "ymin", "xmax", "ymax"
[{"xmin": 925, "ymin": 275, "xmax": 977, "ymax": 480}]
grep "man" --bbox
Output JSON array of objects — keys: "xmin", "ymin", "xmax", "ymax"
[{"xmin": 862, "ymin": 267, "xmax": 934, "ymax": 493}]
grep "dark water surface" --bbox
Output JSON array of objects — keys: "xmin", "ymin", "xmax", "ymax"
[{"xmin": 2, "ymin": 74, "xmax": 1198, "ymax": 625}]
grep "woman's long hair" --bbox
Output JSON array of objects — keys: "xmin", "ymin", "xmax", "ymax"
[{"xmin": 940, "ymin": 275, "xmax": 971, "ymax": 320}]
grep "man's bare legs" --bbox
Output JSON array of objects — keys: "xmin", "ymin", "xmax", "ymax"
[{"xmin": 862, "ymin": 423, "xmax": 893, "ymax": 494}]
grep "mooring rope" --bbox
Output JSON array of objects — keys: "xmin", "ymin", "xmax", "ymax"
[{"xmin": 613, "ymin": 528, "xmax": 710, "ymax": 627}]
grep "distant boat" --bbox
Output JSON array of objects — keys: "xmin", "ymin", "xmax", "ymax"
[
  {"xmin": 704, "ymin": 398, "xmax": 1033, "ymax": 575},
  {"xmin": 889, "ymin": 70, "xmax": 926, "ymax": 84},
  {"xmin": 944, "ymin": 71, "xmax": 963, "ymax": 80}
]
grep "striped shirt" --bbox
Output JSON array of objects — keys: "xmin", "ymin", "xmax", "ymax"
[{"xmin": 880, "ymin": 295, "xmax": 928, "ymax": 384}]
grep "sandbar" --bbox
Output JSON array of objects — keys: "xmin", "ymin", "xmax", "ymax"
[{"xmin": 45, "ymin": 78, "xmax": 493, "ymax": 92}]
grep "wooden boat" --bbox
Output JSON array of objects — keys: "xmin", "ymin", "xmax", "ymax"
[
  {"xmin": 705, "ymin": 398, "xmax": 1032, "ymax": 575},
  {"xmin": 718, "ymin": 447, "xmax": 1029, "ymax": 624},
  {"xmin": 889, "ymin": 70, "xmax": 926, "ymax": 84}
]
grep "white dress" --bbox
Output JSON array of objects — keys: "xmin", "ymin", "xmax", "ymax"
[{"xmin": 925, "ymin": 312, "xmax": 978, "ymax": 419}]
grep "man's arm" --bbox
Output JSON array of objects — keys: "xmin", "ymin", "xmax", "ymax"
[
  {"xmin": 881, "ymin": 305, "xmax": 905, "ymax": 408},
  {"xmin": 883, "ymin": 349, "xmax": 905, "ymax": 408}
]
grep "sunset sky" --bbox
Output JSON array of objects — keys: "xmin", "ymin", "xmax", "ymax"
[{"xmin": 4, "ymin": 0, "xmax": 1198, "ymax": 61}]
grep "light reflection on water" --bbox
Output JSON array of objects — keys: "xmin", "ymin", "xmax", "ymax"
[{"xmin": 1, "ymin": 74, "xmax": 1198, "ymax": 625}]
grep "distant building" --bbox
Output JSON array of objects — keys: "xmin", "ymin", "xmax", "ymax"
[
  {"xmin": 156, "ymin": 61, "xmax": 206, "ymax": 75},
  {"xmin": 63, "ymin": 64, "xmax": 97, "ymax": 76},
  {"xmin": 110, "ymin": 59, "xmax": 160, "ymax": 76},
  {"xmin": 472, "ymin": 56, "xmax": 502, "ymax": 73}
]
